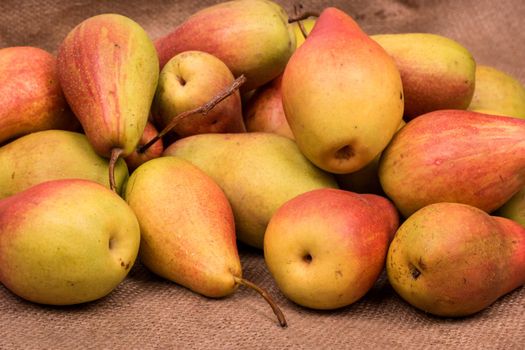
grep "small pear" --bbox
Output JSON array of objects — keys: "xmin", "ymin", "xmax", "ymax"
[
  {"xmin": 163, "ymin": 132, "xmax": 337, "ymax": 248},
  {"xmin": 0, "ymin": 130, "xmax": 128, "ymax": 199},
  {"xmin": 282, "ymin": 8, "xmax": 404, "ymax": 174},
  {"xmin": 387, "ymin": 202, "xmax": 525, "ymax": 317},
  {"xmin": 124, "ymin": 121, "xmax": 163, "ymax": 172},
  {"xmin": 468, "ymin": 65, "xmax": 525, "ymax": 119},
  {"xmin": 0, "ymin": 179, "xmax": 140, "ymax": 305},
  {"xmin": 292, "ymin": 18, "xmax": 316, "ymax": 48},
  {"xmin": 372, "ymin": 33, "xmax": 476, "ymax": 120},
  {"xmin": 124, "ymin": 157, "xmax": 286, "ymax": 326},
  {"xmin": 155, "ymin": 0, "xmax": 295, "ymax": 91}
]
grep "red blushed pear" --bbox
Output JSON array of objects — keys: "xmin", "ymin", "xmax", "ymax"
[
  {"xmin": 154, "ymin": 0, "xmax": 296, "ymax": 92},
  {"xmin": 57, "ymin": 14, "xmax": 159, "ymax": 191},
  {"xmin": 264, "ymin": 188, "xmax": 399, "ymax": 310},
  {"xmin": 387, "ymin": 202, "xmax": 525, "ymax": 317},
  {"xmin": 0, "ymin": 46, "xmax": 78, "ymax": 145},
  {"xmin": 281, "ymin": 7, "xmax": 404, "ymax": 174},
  {"xmin": 124, "ymin": 121, "xmax": 163, "ymax": 172},
  {"xmin": 379, "ymin": 110, "xmax": 525, "ymax": 217}
]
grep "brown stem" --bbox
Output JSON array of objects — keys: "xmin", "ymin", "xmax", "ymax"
[
  {"xmin": 288, "ymin": 11, "xmax": 319, "ymax": 23},
  {"xmin": 234, "ymin": 276, "xmax": 287, "ymax": 328},
  {"xmin": 298, "ymin": 20, "xmax": 309, "ymax": 39},
  {"xmin": 109, "ymin": 148, "xmax": 123, "ymax": 193},
  {"xmin": 138, "ymin": 74, "xmax": 247, "ymax": 154}
]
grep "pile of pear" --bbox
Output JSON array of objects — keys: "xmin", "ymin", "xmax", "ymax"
[{"xmin": 1, "ymin": 0, "xmax": 525, "ymax": 326}]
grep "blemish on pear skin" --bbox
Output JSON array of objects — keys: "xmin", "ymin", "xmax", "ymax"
[
  {"xmin": 11, "ymin": 172, "xmax": 15, "ymax": 179},
  {"xmin": 335, "ymin": 270, "xmax": 343, "ymax": 278}
]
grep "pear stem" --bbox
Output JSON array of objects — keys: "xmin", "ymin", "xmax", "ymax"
[
  {"xmin": 138, "ymin": 74, "xmax": 247, "ymax": 154},
  {"xmin": 234, "ymin": 276, "xmax": 287, "ymax": 328},
  {"xmin": 298, "ymin": 20, "xmax": 309, "ymax": 39},
  {"xmin": 109, "ymin": 148, "xmax": 123, "ymax": 193},
  {"xmin": 288, "ymin": 11, "xmax": 319, "ymax": 24}
]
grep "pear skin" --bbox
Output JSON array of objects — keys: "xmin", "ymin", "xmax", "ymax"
[
  {"xmin": 163, "ymin": 132, "xmax": 338, "ymax": 248},
  {"xmin": 372, "ymin": 33, "xmax": 476, "ymax": 120},
  {"xmin": 264, "ymin": 188, "xmax": 399, "ymax": 310},
  {"xmin": 496, "ymin": 187, "xmax": 525, "ymax": 227},
  {"xmin": 124, "ymin": 121, "xmax": 163, "ymax": 172},
  {"xmin": 387, "ymin": 202, "xmax": 525, "ymax": 317},
  {"xmin": 0, "ymin": 179, "xmax": 140, "ymax": 305},
  {"xmin": 0, "ymin": 46, "xmax": 77, "ymax": 145},
  {"xmin": 57, "ymin": 14, "xmax": 159, "ymax": 159},
  {"xmin": 379, "ymin": 110, "xmax": 525, "ymax": 217},
  {"xmin": 282, "ymin": 8, "xmax": 404, "ymax": 174},
  {"xmin": 155, "ymin": 0, "xmax": 296, "ymax": 91},
  {"xmin": 0, "ymin": 130, "xmax": 128, "ymax": 199},
  {"xmin": 468, "ymin": 65, "xmax": 525, "ymax": 119},
  {"xmin": 124, "ymin": 156, "xmax": 241, "ymax": 298},
  {"xmin": 152, "ymin": 51, "xmax": 245, "ymax": 136}
]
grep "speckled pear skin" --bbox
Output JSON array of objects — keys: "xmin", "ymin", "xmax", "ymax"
[
  {"xmin": 57, "ymin": 13, "xmax": 159, "ymax": 158},
  {"xmin": 155, "ymin": 0, "xmax": 296, "ymax": 92},
  {"xmin": 379, "ymin": 110, "xmax": 525, "ymax": 217}
]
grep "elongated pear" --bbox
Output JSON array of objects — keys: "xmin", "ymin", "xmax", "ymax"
[
  {"xmin": 0, "ymin": 130, "xmax": 128, "ymax": 199},
  {"xmin": 379, "ymin": 110, "xmax": 525, "ymax": 217},
  {"xmin": 155, "ymin": 0, "xmax": 295, "ymax": 91},
  {"xmin": 163, "ymin": 132, "xmax": 337, "ymax": 248},
  {"xmin": 124, "ymin": 157, "xmax": 286, "ymax": 326},
  {"xmin": 372, "ymin": 33, "xmax": 476, "ymax": 120},
  {"xmin": 282, "ymin": 8, "xmax": 403, "ymax": 174},
  {"xmin": 468, "ymin": 65, "xmax": 525, "ymax": 119},
  {"xmin": 57, "ymin": 14, "xmax": 159, "ymax": 187}
]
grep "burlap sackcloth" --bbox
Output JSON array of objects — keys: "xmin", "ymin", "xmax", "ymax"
[{"xmin": 0, "ymin": 0, "xmax": 524, "ymax": 349}]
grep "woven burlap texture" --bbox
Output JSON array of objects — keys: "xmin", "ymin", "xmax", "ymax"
[{"xmin": 1, "ymin": 0, "xmax": 524, "ymax": 349}]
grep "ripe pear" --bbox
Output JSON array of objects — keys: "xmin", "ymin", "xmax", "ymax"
[
  {"xmin": 372, "ymin": 33, "xmax": 476, "ymax": 120},
  {"xmin": 0, "ymin": 179, "xmax": 140, "ymax": 305},
  {"xmin": 124, "ymin": 121, "xmax": 163, "ymax": 172},
  {"xmin": 244, "ymin": 75, "xmax": 294, "ymax": 139},
  {"xmin": 468, "ymin": 65, "xmax": 525, "ymax": 119},
  {"xmin": 387, "ymin": 202, "xmax": 525, "ymax": 317},
  {"xmin": 0, "ymin": 130, "xmax": 128, "ymax": 199},
  {"xmin": 264, "ymin": 188, "xmax": 399, "ymax": 310},
  {"xmin": 282, "ymin": 8, "xmax": 404, "ymax": 174},
  {"xmin": 155, "ymin": 0, "xmax": 296, "ymax": 91},
  {"xmin": 124, "ymin": 156, "xmax": 286, "ymax": 326},
  {"xmin": 0, "ymin": 46, "xmax": 77, "ymax": 145},
  {"xmin": 163, "ymin": 132, "xmax": 337, "ymax": 248},
  {"xmin": 57, "ymin": 14, "xmax": 159, "ymax": 188},
  {"xmin": 152, "ymin": 51, "xmax": 245, "ymax": 137},
  {"xmin": 379, "ymin": 110, "xmax": 525, "ymax": 217},
  {"xmin": 496, "ymin": 187, "xmax": 525, "ymax": 227}
]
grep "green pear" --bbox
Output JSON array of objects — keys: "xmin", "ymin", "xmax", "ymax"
[
  {"xmin": 124, "ymin": 156, "xmax": 286, "ymax": 326},
  {"xmin": 0, "ymin": 46, "xmax": 78, "ymax": 145},
  {"xmin": 496, "ymin": 187, "xmax": 525, "ymax": 227},
  {"xmin": 163, "ymin": 132, "xmax": 337, "ymax": 248},
  {"xmin": 0, "ymin": 179, "xmax": 140, "ymax": 305},
  {"xmin": 57, "ymin": 14, "xmax": 159, "ymax": 188},
  {"xmin": 0, "ymin": 130, "xmax": 128, "ymax": 199},
  {"xmin": 264, "ymin": 188, "xmax": 399, "ymax": 310},
  {"xmin": 468, "ymin": 65, "xmax": 525, "ymax": 119},
  {"xmin": 387, "ymin": 202, "xmax": 525, "ymax": 317},
  {"xmin": 155, "ymin": 0, "xmax": 296, "ymax": 91},
  {"xmin": 372, "ymin": 33, "xmax": 476, "ymax": 120},
  {"xmin": 152, "ymin": 51, "xmax": 245, "ymax": 137},
  {"xmin": 282, "ymin": 8, "xmax": 404, "ymax": 174}
]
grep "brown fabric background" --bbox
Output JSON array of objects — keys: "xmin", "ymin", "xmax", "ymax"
[{"xmin": 1, "ymin": 0, "xmax": 524, "ymax": 349}]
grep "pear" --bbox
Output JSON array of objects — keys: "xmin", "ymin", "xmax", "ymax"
[
  {"xmin": 244, "ymin": 75, "xmax": 294, "ymax": 139},
  {"xmin": 152, "ymin": 51, "xmax": 245, "ymax": 137},
  {"xmin": 124, "ymin": 156, "xmax": 286, "ymax": 326},
  {"xmin": 292, "ymin": 18, "xmax": 316, "ymax": 48},
  {"xmin": 387, "ymin": 202, "xmax": 525, "ymax": 317},
  {"xmin": 124, "ymin": 121, "xmax": 163, "ymax": 172},
  {"xmin": 163, "ymin": 132, "xmax": 337, "ymax": 248},
  {"xmin": 0, "ymin": 130, "xmax": 128, "ymax": 199},
  {"xmin": 379, "ymin": 110, "xmax": 525, "ymax": 217},
  {"xmin": 264, "ymin": 188, "xmax": 399, "ymax": 310},
  {"xmin": 57, "ymin": 14, "xmax": 159, "ymax": 189},
  {"xmin": 282, "ymin": 8, "xmax": 404, "ymax": 174},
  {"xmin": 468, "ymin": 65, "xmax": 525, "ymax": 119},
  {"xmin": 0, "ymin": 46, "xmax": 77, "ymax": 145},
  {"xmin": 372, "ymin": 33, "xmax": 476, "ymax": 120},
  {"xmin": 496, "ymin": 187, "xmax": 525, "ymax": 227},
  {"xmin": 0, "ymin": 179, "xmax": 140, "ymax": 305},
  {"xmin": 155, "ymin": 0, "xmax": 296, "ymax": 91}
]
